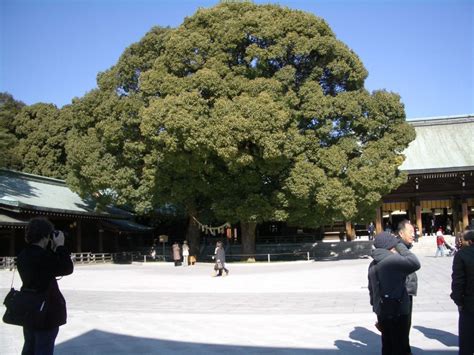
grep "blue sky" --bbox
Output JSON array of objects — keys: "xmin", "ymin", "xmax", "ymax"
[{"xmin": 1, "ymin": 0, "xmax": 472, "ymax": 119}]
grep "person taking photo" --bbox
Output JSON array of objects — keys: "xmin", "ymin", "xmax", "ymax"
[{"xmin": 17, "ymin": 217, "xmax": 74, "ymax": 355}]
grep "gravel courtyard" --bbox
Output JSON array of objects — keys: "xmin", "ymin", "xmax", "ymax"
[{"xmin": 1, "ymin": 255, "xmax": 458, "ymax": 354}]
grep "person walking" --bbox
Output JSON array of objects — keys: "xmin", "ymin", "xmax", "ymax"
[
  {"xmin": 435, "ymin": 230, "xmax": 446, "ymax": 257},
  {"xmin": 182, "ymin": 241, "xmax": 190, "ymax": 266},
  {"xmin": 16, "ymin": 217, "xmax": 74, "ymax": 355},
  {"xmin": 214, "ymin": 241, "xmax": 229, "ymax": 277},
  {"xmin": 368, "ymin": 222, "xmax": 375, "ymax": 241},
  {"xmin": 451, "ymin": 229, "xmax": 474, "ymax": 355},
  {"xmin": 368, "ymin": 232, "xmax": 421, "ymax": 355},
  {"xmin": 171, "ymin": 241, "xmax": 181, "ymax": 266},
  {"xmin": 396, "ymin": 220, "xmax": 419, "ymax": 355}
]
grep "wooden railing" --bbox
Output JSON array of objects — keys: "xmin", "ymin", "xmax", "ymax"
[
  {"xmin": 0, "ymin": 256, "xmax": 16, "ymax": 270},
  {"xmin": 71, "ymin": 253, "xmax": 113, "ymax": 264}
]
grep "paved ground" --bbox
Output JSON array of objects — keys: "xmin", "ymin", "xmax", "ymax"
[{"xmin": 1, "ymin": 254, "xmax": 459, "ymax": 354}]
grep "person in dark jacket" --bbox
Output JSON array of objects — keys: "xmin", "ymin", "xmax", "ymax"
[
  {"xmin": 214, "ymin": 241, "xmax": 229, "ymax": 277},
  {"xmin": 396, "ymin": 219, "xmax": 419, "ymax": 355},
  {"xmin": 450, "ymin": 229, "xmax": 474, "ymax": 355},
  {"xmin": 17, "ymin": 217, "xmax": 74, "ymax": 355},
  {"xmin": 368, "ymin": 232, "xmax": 421, "ymax": 355}
]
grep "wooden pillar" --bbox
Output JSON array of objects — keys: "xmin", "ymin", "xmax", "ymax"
[
  {"xmin": 462, "ymin": 202, "xmax": 469, "ymax": 229},
  {"xmin": 376, "ymin": 206, "xmax": 383, "ymax": 234},
  {"xmin": 8, "ymin": 230, "xmax": 15, "ymax": 256},
  {"xmin": 76, "ymin": 220, "xmax": 82, "ymax": 253},
  {"xmin": 407, "ymin": 199, "xmax": 414, "ymax": 222},
  {"xmin": 452, "ymin": 199, "xmax": 460, "ymax": 234},
  {"xmin": 98, "ymin": 228, "xmax": 104, "ymax": 253},
  {"xmin": 416, "ymin": 204, "xmax": 422, "ymax": 238},
  {"xmin": 114, "ymin": 234, "xmax": 119, "ymax": 252}
]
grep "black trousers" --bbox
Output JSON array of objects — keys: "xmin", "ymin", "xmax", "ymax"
[
  {"xmin": 22, "ymin": 327, "xmax": 59, "ymax": 355},
  {"xmin": 378, "ymin": 314, "xmax": 411, "ymax": 355},
  {"xmin": 404, "ymin": 295, "xmax": 413, "ymax": 354},
  {"xmin": 459, "ymin": 309, "xmax": 474, "ymax": 355},
  {"xmin": 217, "ymin": 267, "xmax": 229, "ymax": 276}
]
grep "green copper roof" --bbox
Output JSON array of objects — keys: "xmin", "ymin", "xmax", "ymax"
[
  {"xmin": 0, "ymin": 169, "xmax": 119, "ymax": 218},
  {"xmin": 400, "ymin": 115, "xmax": 474, "ymax": 174}
]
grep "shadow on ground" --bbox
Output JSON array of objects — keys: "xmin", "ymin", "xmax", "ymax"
[
  {"xmin": 55, "ymin": 328, "xmax": 458, "ymax": 355},
  {"xmin": 414, "ymin": 325, "xmax": 458, "ymax": 347},
  {"xmin": 334, "ymin": 326, "xmax": 457, "ymax": 354}
]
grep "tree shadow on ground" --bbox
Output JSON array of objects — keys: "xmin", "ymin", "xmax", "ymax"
[
  {"xmin": 55, "ymin": 328, "xmax": 458, "ymax": 355},
  {"xmin": 413, "ymin": 325, "xmax": 458, "ymax": 347},
  {"xmin": 55, "ymin": 329, "xmax": 327, "ymax": 354}
]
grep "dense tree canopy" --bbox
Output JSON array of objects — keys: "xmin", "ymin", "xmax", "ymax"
[
  {"xmin": 66, "ymin": 26, "xmax": 170, "ymax": 210},
  {"xmin": 0, "ymin": 93, "xmax": 25, "ymax": 168},
  {"xmin": 0, "ymin": 92, "xmax": 70, "ymax": 179},
  {"xmin": 12, "ymin": 103, "xmax": 69, "ymax": 179},
  {"xmin": 66, "ymin": 2, "xmax": 415, "ymax": 256}
]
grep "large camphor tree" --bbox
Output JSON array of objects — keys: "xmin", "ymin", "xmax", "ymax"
[
  {"xmin": 0, "ymin": 93, "xmax": 25, "ymax": 169},
  {"xmin": 12, "ymin": 103, "xmax": 70, "ymax": 179},
  {"xmin": 66, "ymin": 2, "xmax": 414, "ymax": 259},
  {"xmin": 0, "ymin": 93, "xmax": 70, "ymax": 179}
]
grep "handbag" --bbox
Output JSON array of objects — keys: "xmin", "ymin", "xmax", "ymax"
[{"xmin": 2, "ymin": 267, "xmax": 50, "ymax": 329}]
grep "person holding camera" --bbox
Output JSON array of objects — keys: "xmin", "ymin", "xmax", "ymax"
[
  {"xmin": 368, "ymin": 232, "xmax": 421, "ymax": 355},
  {"xmin": 17, "ymin": 217, "xmax": 74, "ymax": 355}
]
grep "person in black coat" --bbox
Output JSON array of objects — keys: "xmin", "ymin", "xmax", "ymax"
[
  {"xmin": 395, "ymin": 220, "xmax": 419, "ymax": 354},
  {"xmin": 368, "ymin": 232, "xmax": 421, "ymax": 355},
  {"xmin": 451, "ymin": 229, "xmax": 474, "ymax": 355},
  {"xmin": 17, "ymin": 217, "xmax": 74, "ymax": 355},
  {"xmin": 214, "ymin": 241, "xmax": 229, "ymax": 277}
]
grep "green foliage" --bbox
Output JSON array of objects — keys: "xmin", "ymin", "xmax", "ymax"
[
  {"xmin": 66, "ymin": 2, "xmax": 414, "ymax": 229},
  {"xmin": 97, "ymin": 26, "xmax": 170, "ymax": 94},
  {"xmin": 66, "ymin": 27, "xmax": 171, "ymax": 211},
  {"xmin": 12, "ymin": 103, "xmax": 70, "ymax": 179},
  {"xmin": 66, "ymin": 90, "xmax": 147, "ymax": 210},
  {"xmin": 0, "ymin": 93, "xmax": 25, "ymax": 168}
]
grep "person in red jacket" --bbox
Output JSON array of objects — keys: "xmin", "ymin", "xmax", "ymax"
[{"xmin": 435, "ymin": 230, "xmax": 446, "ymax": 257}]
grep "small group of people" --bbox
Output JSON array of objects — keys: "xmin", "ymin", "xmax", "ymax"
[
  {"xmin": 368, "ymin": 219, "xmax": 474, "ymax": 355},
  {"xmin": 171, "ymin": 240, "xmax": 190, "ymax": 266},
  {"xmin": 170, "ymin": 239, "xmax": 229, "ymax": 276}
]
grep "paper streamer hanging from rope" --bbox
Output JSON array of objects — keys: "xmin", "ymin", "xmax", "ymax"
[{"xmin": 192, "ymin": 216, "xmax": 230, "ymax": 236}]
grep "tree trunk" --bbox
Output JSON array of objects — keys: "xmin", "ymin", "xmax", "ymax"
[
  {"xmin": 185, "ymin": 215, "xmax": 201, "ymax": 260},
  {"xmin": 345, "ymin": 221, "xmax": 354, "ymax": 241},
  {"xmin": 240, "ymin": 221, "xmax": 257, "ymax": 262}
]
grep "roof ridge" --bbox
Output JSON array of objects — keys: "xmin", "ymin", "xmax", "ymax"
[
  {"xmin": 0, "ymin": 168, "xmax": 66, "ymax": 186},
  {"xmin": 408, "ymin": 114, "xmax": 474, "ymax": 127}
]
